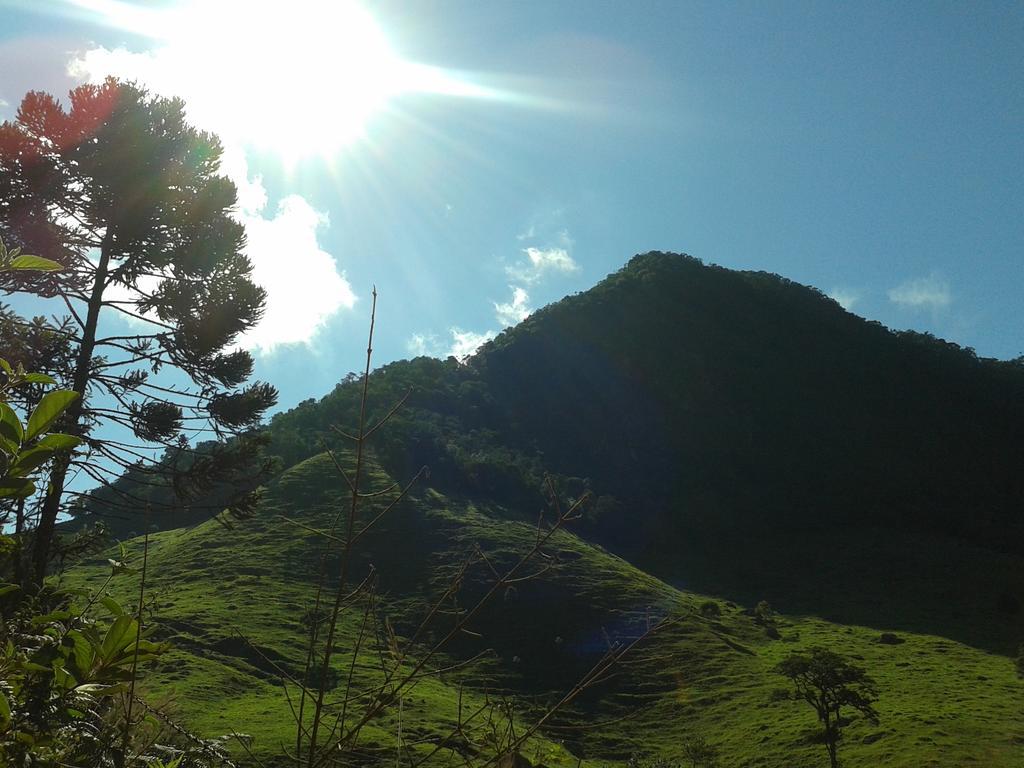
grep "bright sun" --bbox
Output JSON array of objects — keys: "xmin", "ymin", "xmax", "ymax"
[
  {"xmin": 174, "ymin": 0, "xmax": 406, "ymax": 154},
  {"xmin": 75, "ymin": 0, "xmax": 492, "ymax": 159}
]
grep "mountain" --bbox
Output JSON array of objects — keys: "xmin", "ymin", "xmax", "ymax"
[
  {"xmin": 66, "ymin": 252, "xmax": 1024, "ymax": 766},
  {"xmin": 80, "ymin": 251, "xmax": 1024, "ymax": 646}
]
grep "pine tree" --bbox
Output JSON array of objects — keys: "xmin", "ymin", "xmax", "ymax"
[{"xmin": 0, "ymin": 78, "xmax": 277, "ymax": 582}]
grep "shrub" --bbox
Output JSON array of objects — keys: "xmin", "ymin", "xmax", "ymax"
[
  {"xmin": 754, "ymin": 600, "xmax": 775, "ymax": 626},
  {"xmin": 698, "ymin": 600, "xmax": 722, "ymax": 619}
]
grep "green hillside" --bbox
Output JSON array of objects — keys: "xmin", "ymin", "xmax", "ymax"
[
  {"xmin": 64, "ymin": 252, "xmax": 1024, "ymax": 766},
  {"xmin": 67, "ymin": 450, "xmax": 1024, "ymax": 767}
]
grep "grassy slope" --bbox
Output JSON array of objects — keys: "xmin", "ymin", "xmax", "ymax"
[{"xmin": 65, "ymin": 453, "xmax": 1024, "ymax": 767}]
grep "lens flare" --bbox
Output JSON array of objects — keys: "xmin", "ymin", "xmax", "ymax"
[{"xmin": 65, "ymin": 0, "xmax": 508, "ymax": 160}]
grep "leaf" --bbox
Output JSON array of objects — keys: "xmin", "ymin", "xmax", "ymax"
[
  {"xmin": 9, "ymin": 446, "xmax": 55, "ymax": 477},
  {"xmin": 32, "ymin": 433, "xmax": 82, "ymax": 452},
  {"xmin": 0, "ymin": 358, "xmax": 11, "ymax": 376},
  {"xmin": 30, "ymin": 610, "xmax": 72, "ymax": 626},
  {"xmin": 0, "ymin": 477, "xmax": 35, "ymax": 500},
  {"xmin": 74, "ymin": 682, "xmax": 118, "ymax": 694},
  {"xmin": 11, "ymin": 433, "xmax": 84, "ymax": 475},
  {"xmin": 0, "ymin": 689, "xmax": 9, "ymax": 731},
  {"xmin": 25, "ymin": 390, "xmax": 78, "ymax": 442},
  {"xmin": 0, "ymin": 402, "xmax": 24, "ymax": 444},
  {"xmin": 100, "ymin": 615, "xmax": 137, "ymax": 662},
  {"xmin": 22, "ymin": 373, "xmax": 56, "ymax": 385},
  {"xmin": 100, "ymin": 596, "xmax": 125, "ymax": 617},
  {"xmin": 65, "ymin": 630, "xmax": 95, "ymax": 679},
  {"xmin": 0, "ymin": 583, "xmax": 20, "ymax": 598},
  {"xmin": 9, "ymin": 435, "xmax": 79, "ymax": 477},
  {"xmin": 9, "ymin": 254, "xmax": 62, "ymax": 271},
  {"xmin": 0, "ymin": 433, "xmax": 18, "ymax": 457}
]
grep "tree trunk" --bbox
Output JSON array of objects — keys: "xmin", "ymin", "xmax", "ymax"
[
  {"xmin": 30, "ymin": 233, "xmax": 111, "ymax": 585},
  {"xmin": 824, "ymin": 718, "xmax": 839, "ymax": 768}
]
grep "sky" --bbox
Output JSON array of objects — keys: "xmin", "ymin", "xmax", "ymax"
[{"xmin": 1, "ymin": 0, "xmax": 1022, "ymax": 418}]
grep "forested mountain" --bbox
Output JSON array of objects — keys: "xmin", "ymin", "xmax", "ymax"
[
  {"xmin": 267, "ymin": 250, "xmax": 1024, "ymax": 552},
  {"xmin": 62, "ymin": 252, "xmax": 1024, "ymax": 766},
  {"xmin": 74, "ymin": 252, "xmax": 1024, "ymax": 649}
]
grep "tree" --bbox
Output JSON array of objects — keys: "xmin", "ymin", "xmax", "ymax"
[
  {"xmin": 775, "ymin": 648, "xmax": 879, "ymax": 768},
  {"xmin": 0, "ymin": 78, "xmax": 277, "ymax": 583}
]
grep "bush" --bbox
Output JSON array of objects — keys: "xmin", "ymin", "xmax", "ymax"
[
  {"xmin": 754, "ymin": 600, "xmax": 774, "ymax": 626},
  {"xmin": 698, "ymin": 600, "xmax": 721, "ymax": 619}
]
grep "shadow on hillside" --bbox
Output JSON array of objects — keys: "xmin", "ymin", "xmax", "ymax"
[{"xmin": 645, "ymin": 524, "xmax": 1024, "ymax": 656}]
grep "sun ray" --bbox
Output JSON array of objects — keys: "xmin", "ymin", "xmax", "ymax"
[{"xmin": 62, "ymin": 0, "xmax": 520, "ymax": 161}]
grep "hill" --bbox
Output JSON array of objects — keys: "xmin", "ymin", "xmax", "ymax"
[
  {"xmin": 65, "ymin": 252, "xmax": 1024, "ymax": 765},
  {"xmin": 67, "ymin": 452, "xmax": 1024, "ymax": 767},
  {"xmin": 74, "ymin": 251, "xmax": 1024, "ymax": 651}
]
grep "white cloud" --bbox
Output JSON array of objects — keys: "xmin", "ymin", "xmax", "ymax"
[
  {"xmin": 240, "ymin": 196, "xmax": 356, "ymax": 351},
  {"xmin": 219, "ymin": 145, "xmax": 268, "ymax": 217},
  {"xmin": 405, "ymin": 327, "xmax": 497, "ymax": 360},
  {"xmin": 68, "ymin": 46, "xmax": 355, "ymax": 352},
  {"xmin": 506, "ymin": 246, "xmax": 579, "ymax": 284},
  {"xmin": 406, "ymin": 332, "xmax": 441, "ymax": 357},
  {"xmin": 448, "ymin": 328, "xmax": 496, "ymax": 360},
  {"xmin": 494, "ymin": 286, "xmax": 532, "ymax": 327},
  {"xmin": 888, "ymin": 274, "xmax": 951, "ymax": 310},
  {"xmin": 828, "ymin": 289, "xmax": 860, "ymax": 311}
]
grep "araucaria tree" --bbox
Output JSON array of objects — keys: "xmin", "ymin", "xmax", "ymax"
[
  {"xmin": 0, "ymin": 77, "xmax": 277, "ymax": 583},
  {"xmin": 775, "ymin": 648, "xmax": 879, "ymax": 768}
]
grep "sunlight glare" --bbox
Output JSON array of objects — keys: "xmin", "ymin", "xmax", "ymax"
[
  {"xmin": 70, "ymin": 0, "xmax": 502, "ymax": 159},
  {"xmin": 168, "ymin": 0, "xmax": 406, "ymax": 155}
]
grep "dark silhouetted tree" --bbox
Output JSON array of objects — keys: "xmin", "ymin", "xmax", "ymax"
[
  {"xmin": 775, "ymin": 648, "xmax": 879, "ymax": 768},
  {"xmin": 0, "ymin": 78, "xmax": 276, "ymax": 582}
]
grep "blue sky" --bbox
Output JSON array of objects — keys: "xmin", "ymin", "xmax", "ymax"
[{"xmin": 1, "ymin": 0, "xmax": 1022, "ymax": 416}]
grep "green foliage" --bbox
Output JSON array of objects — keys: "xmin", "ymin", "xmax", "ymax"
[
  {"xmin": 754, "ymin": 600, "xmax": 775, "ymax": 626},
  {"xmin": 0, "ymin": 579, "xmax": 163, "ymax": 764},
  {"xmin": 0, "ymin": 235, "xmax": 61, "ymax": 272},
  {"xmin": 0, "ymin": 357, "xmax": 81, "ymax": 502},
  {"xmin": 1, "ymin": 78, "xmax": 279, "ymax": 580}
]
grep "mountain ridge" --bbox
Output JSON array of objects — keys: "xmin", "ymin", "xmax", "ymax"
[
  {"xmin": 73, "ymin": 251, "xmax": 1024, "ymax": 654},
  {"xmin": 64, "ymin": 252, "xmax": 1024, "ymax": 766}
]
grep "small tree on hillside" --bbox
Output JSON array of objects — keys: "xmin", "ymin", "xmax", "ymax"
[
  {"xmin": 0, "ymin": 79, "xmax": 277, "ymax": 583},
  {"xmin": 775, "ymin": 648, "xmax": 879, "ymax": 768}
]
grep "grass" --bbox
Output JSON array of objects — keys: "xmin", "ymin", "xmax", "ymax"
[{"xmin": 63, "ymin": 452, "xmax": 1024, "ymax": 767}]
